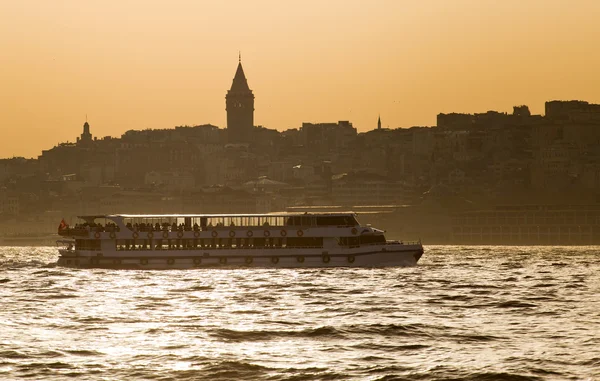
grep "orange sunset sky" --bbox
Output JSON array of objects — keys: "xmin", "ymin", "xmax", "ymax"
[{"xmin": 1, "ymin": 0, "xmax": 599, "ymax": 158}]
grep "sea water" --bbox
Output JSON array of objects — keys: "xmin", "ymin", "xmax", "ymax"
[{"xmin": 0, "ymin": 246, "xmax": 598, "ymax": 380}]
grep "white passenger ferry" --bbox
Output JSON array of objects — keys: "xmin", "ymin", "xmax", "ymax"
[{"xmin": 56, "ymin": 213, "xmax": 423, "ymax": 269}]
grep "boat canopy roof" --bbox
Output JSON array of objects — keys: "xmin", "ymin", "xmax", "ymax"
[{"xmin": 78, "ymin": 212, "xmax": 358, "ymax": 219}]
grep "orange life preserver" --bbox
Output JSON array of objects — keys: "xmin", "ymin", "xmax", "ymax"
[
  {"xmin": 246, "ymin": 230, "xmax": 253, "ymax": 237},
  {"xmin": 94, "ymin": 232, "xmax": 101, "ymax": 239},
  {"xmin": 229, "ymin": 231, "xmax": 236, "ymax": 238},
  {"xmin": 109, "ymin": 232, "xmax": 116, "ymax": 239},
  {"xmin": 297, "ymin": 230, "xmax": 304, "ymax": 237},
  {"xmin": 264, "ymin": 230, "xmax": 271, "ymax": 237},
  {"xmin": 322, "ymin": 254, "xmax": 331, "ymax": 263},
  {"xmin": 351, "ymin": 228, "xmax": 358, "ymax": 235},
  {"xmin": 147, "ymin": 232, "xmax": 154, "ymax": 239},
  {"xmin": 347, "ymin": 255, "xmax": 355, "ymax": 263},
  {"xmin": 194, "ymin": 231, "xmax": 200, "ymax": 238},
  {"xmin": 271, "ymin": 257, "xmax": 279, "ymax": 264},
  {"xmin": 280, "ymin": 230, "xmax": 287, "ymax": 237},
  {"xmin": 177, "ymin": 231, "xmax": 184, "ymax": 238},
  {"xmin": 132, "ymin": 232, "xmax": 139, "ymax": 239},
  {"xmin": 212, "ymin": 231, "xmax": 218, "ymax": 238},
  {"xmin": 162, "ymin": 231, "xmax": 169, "ymax": 239}
]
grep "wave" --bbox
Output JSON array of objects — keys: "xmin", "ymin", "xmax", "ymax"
[
  {"xmin": 450, "ymin": 283, "xmax": 502, "ymax": 289},
  {"xmin": 211, "ymin": 326, "xmax": 344, "ymax": 341},
  {"xmin": 74, "ymin": 317, "xmax": 106, "ymax": 323},
  {"xmin": 200, "ymin": 360, "xmax": 272, "ymax": 380},
  {"xmin": 160, "ymin": 345, "xmax": 189, "ymax": 350},
  {"xmin": 349, "ymin": 323, "xmax": 432, "ymax": 337},
  {"xmin": 435, "ymin": 294, "xmax": 473, "ymax": 301},
  {"xmin": 210, "ymin": 323, "xmax": 436, "ymax": 342},
  {"xmin": 62, "ymin": 349, "xmax": 104, "ymax": 357},
  {"xmin": 394, "ymin": 371, "xmax": 544, "ymax": 381},
  {"xmin": 134, "ymin": 302, "xmax": 173, "ymax": 309},
  {"xmin": 0, "ymin": 350, "xmax": 29, "ymax": 359},
  {"xmin": 15, "ymin": 361, "xmax": 75, "ymax": 370},
  {"xmin": 495, "ymin": 301, "xmax": 537, "ymax": 308},
  {"xmin": 0, "ymin": 260, "xmax": 53, "ymax": 270},
  {"xmin": 459, "ymin": 300, "xmax": 538, "ymax": 309},
  {"xmin": 229, "ymin": 309, "xmax": 261, "ymax": 315},
  {"xmin": 458, "ymin": 372, "xmax": 544, "ymax": 381},
  {"xmin": 448, "ymin": 334, "xmax": 506, "ymax": 342},
  {"xmin": 43, "ymin": 293, "xmax": 80, "ymax": 300},
  {"xmin": 352, "ymin": 343, "xmax": 430, "ymax": 351}
]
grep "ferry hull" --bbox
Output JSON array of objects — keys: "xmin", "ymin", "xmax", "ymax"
[{"xmin": 57, "ymin": 247, "xmax": 424, "ymax": 269}]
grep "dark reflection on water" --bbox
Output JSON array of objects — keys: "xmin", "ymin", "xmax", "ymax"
[{"xmin": 0, "ymin": 246, "xmax": 599, "ymax": 380}]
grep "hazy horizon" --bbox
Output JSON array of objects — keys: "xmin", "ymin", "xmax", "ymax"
[{"xmin": 1, "ymin": 0, "xmax": 599, "ymax": 158}]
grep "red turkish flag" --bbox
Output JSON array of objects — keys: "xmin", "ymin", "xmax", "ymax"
[{"xmin": 58, "ymin": 219, "xmax": 68, "ymax": 232}]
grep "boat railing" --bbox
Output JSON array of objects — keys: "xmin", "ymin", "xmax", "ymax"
[
  {"xmin": 116, "ymin": 244, "xmax": 325, "ymax": 251},
  {"xmin": 387, "ymin": 240, "xmax": 421, "ymax": 246},
  {"xmin": 66, "ymin": 222, "xmax": 363, "ymax": 235},
  {"xmin": 359, "ymin": 240, "xmax": 422, "ymax": 247},
  {"xmin": 58, "ymin": 227, "xmax": 89, "ymax": 237},
  {"xmin": 122, "ymin": 224, "xmax": 359, "ymax": 233}
]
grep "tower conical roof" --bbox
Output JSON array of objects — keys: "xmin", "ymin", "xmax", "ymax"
[{"xmin": 229, "ymin": 62, "xmax": 251, "ymax": 92}]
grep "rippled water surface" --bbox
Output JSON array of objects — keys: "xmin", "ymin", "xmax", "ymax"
[{"xmin": 1, "ymin": 246, "xmax": 599, "ymax": 380}]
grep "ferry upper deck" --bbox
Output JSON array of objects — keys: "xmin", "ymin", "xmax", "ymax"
[
  {"xmin": 80, "ymin": 213, "xmax": 358, "ymax": 228},
  {"xmin": 58, "ymin": 212, "xmax": 369, "ymax": 237}
]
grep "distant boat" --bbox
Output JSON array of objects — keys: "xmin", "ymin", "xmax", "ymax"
[{"xmin": 56, "ymin": 212, "xmax": 424, "ymax": 269}]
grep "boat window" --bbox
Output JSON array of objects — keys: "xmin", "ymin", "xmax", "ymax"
[
  {"xmin": 285, "ymin": 237, "xmax": 323, "ymax": 248},
  {"xmin": 337, "ymin": 236, "xmax": 360, "ymax": 247},
  {"xmin": 315, "ymin": 215, "xmax": 357, "ymax": 226},
  {"xmin": 75, "ymin": 239, "xmax": 101, "ymax": 251},
  {"xmin": 359, "ymin": 235, "xmax": 386, "ymax": 244},
  {"xmin": 115, "ymin": 239, "xmax": 129, "ymax": 251}
]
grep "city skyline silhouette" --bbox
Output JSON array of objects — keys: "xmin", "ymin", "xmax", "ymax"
[{"xmin": 1, "ymin": 0, "xmax": 600, "ymax": 158}]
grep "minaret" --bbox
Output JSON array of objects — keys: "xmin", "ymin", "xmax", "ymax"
[
  {"xmin": 79, "ymin": 119, "xmax": 92, "ymax": 144},
  {"xmin": 377, "ymin": 115, "xmax": 382, "ymax": 130},
  {"xmin": 225, "ymin": 55, "xmax": 254, "ymax": 143}
]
